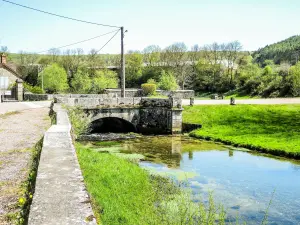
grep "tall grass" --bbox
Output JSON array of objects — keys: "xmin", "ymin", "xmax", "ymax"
[
  {"xmin": 183, "ymin": 105, "xmax": 300, "ymax": 158},
  {"xmin": 75, "ymin": 143, "xmax": 231, "ymax": 225},
  {"xmin": 65, "ymin": 106, "xmax": 91, "ymax": 137}
]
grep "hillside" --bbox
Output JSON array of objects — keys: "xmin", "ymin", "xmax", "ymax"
[{"xmin": 253, "ymin": 35, "xmax": 300, "ymax": 65}]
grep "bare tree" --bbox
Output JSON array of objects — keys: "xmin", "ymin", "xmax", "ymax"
[
  {"xmin": 48, "ymin": 48, "xmax": 61, "ymax": 63},
  {"xmin": 0, "ymin": 46, "xmax": 8, "ymax": 53},
  {"xmin": 142, "ymin": 45, "xmax": 161, "ymax": 66},
  {"xmin": 162, "ymin": 42, "xmax": 191, "ymax": 89},
  {"xmin": 61, "ymin": 48, "xmax": 84, "ymax": 83},
  {"xmin": 224, "ymin": 41, "xmax": 243, "ymax": 85}
]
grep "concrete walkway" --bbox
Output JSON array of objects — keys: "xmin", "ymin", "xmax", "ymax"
[
  {"xmin": 182, "ymin": 98, "xmax": 300, "ymax": 106},
  {"xmin": 0, "ymin": 101, "xmax": 51, "ymax": 114},
  {"xmin": 28, "ymin": 105, "xmax": 96, "ymax": 225}
]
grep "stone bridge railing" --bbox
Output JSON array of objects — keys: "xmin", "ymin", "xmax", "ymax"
[{"xmin": 55, "ymin": 97, "xmax": 182, "ymax": 109}]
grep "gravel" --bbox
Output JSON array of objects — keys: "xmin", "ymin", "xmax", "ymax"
[{"xmin": 0, "ymin": 107, "xmax": 51, "ymax": 224}]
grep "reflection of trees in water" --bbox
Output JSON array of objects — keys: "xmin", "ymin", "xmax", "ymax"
[
  {"xmin": 122, "ymin": 136, "xmax": 182, "ymax": 169},
  {"xmin": 292, "ymin": 164, "xmax": 300, "ymax": 171},
  {"xmin": 188, "ymin": 151, "xmax": 193, "ymax": 160}
]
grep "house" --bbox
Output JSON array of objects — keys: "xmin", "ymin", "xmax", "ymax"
[{"xmin": 0, "ymin": 54, "xmax": 23, "ymax": 101}]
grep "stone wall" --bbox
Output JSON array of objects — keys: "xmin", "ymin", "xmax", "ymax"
[
  {"xmin": 105, "ymin": 88, "xmax": 195, "ymax": 98},
  {"xmin": 24, "ymin": 93, "xmax": 52, "ymax": 101}
]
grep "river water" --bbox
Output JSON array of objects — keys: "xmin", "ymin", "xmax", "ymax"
[{"xmin": 88, "ymin": 136, "xmax": 300, "ymax": 225}]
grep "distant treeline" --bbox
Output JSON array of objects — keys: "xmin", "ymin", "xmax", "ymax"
[
  {"xmin": 2, "ymin": 36, "xmax": 300, "ymax": 97},
  {"xmin": 253, "ymin": 35, "xmax": 300, "ymax": 65}
]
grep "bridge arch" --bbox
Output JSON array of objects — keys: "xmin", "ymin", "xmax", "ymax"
[{"xmin": 90, "ymin": 117, "xmax": 137, "ymax": 133}]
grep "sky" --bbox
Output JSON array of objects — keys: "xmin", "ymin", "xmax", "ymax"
[{"xmin": 0, "ymin": 0, "xmax": 300, "ymax": 54}]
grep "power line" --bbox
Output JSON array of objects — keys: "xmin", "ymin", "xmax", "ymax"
[
  {"xmin": 96, "ymin": 29, "xmax": 120, "ymax": 54},
  {"xmin": 36, "ymin": 29, "xmax": 120, "ymax": 54},
  {"xmin": 1, "ymin": 0, "xmax": 120, "ymax": 28}
]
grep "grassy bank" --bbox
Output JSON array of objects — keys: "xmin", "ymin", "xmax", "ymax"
[
  {"xmin": 75, "ymin": 142, "xmax": 228, "ymax": 225},
  {"xmin": 183, "ymin": 105, "xmax": 300, "ymax": 158}
]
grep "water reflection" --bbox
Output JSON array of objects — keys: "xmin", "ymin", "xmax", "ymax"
[{"xmin": 114, "ymin": 136, "xmax": 300, "ymax": 225}]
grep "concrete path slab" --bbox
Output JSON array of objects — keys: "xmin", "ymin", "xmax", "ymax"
[{"xmin": 28, "ymin": 106, "xmax": 96, "ymax": 225}]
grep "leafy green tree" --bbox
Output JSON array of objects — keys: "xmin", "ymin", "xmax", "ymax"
[
  {"xmin": 71, "ymin": 70, "xmax": 92, "ymax": 93},
  {"xmin": 91, "ymin": 70, "xmax": 118, "ymax": 93},
  {"xmin": 126, "ymin": 52, "xmax": 143, "ymax": 87},
  {"xmin": 288, "ymin": 62, "xmax": 300, "ymax": 96},
  {"xmin": 38, "ymin": 63, "xmax": 69, "ymax": 93},
  {"xmin": 158, "ymin": 70, "xmax": 178, "ymax": 91}
]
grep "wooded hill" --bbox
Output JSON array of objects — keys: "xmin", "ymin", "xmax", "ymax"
[{"xmin": 253, "ymin": 35, "xmax": 300, "ymax": 65}]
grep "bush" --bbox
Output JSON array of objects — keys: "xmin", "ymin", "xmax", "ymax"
[
  {"xmin": 158, "ymin": 70, "xmax": 178, "ymax": 91},
  {"xmin": 147, "ymin": 78, "xmax": 157, "ymax": 85},
  {"xmin": 23, "ymin": 82, "xmax": 44, "ymax": 94},
  {"xmin": 38, "ymin": 63, "xmax": 69, "ymax": 93},
  {"xmin": 141, "ymin": 83, "xmax": 157, "ymax": 96}
]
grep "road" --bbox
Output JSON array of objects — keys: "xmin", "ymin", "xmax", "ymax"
[
  {"xmin": 0, "ymin": 101, "xmax": 51, "ymax": 114},
  {"xmin": 182, "ymin": 98, "xmax": 300, "ymax": 106}
]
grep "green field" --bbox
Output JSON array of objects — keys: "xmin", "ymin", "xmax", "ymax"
[{"xmin": 183, "ymin": 105, "xmax": 300, "ymax": 158}]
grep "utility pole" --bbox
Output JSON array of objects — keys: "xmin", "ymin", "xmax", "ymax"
[{"xmin": 121, "ymin": 27, "xmax": 125, "ymax": 97}]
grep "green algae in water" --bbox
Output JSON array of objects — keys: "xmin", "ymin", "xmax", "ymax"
[{"xmin": 92, "ymin": 141, "xmax": 121, "ymax": 147}]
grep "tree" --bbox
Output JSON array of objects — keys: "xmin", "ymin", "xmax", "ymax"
[
  {"xmin": 163, "ymin": 42, "xmax": 190, "ymax": 89},
  {"xmin": 71, "ymin": 70, "xmax": 91, "ymax": 93},
  {"xmin": 224, "ymin": 41, "xmax": 242, "ymax": 86},
  {"xmin": 288, "ymin": 62, "xmax": 300, "ymax": 96},
  {"xmin": 158, "ymin": 70, "xmax": 178, "ymax": 91},
  {"xmin": 48, "ymin": 48, "xmax": 61, "ymax": 63},
  {"xmin": 142, "ymin": 45, "xmax": 161, "ymax": 66},
  {"xmin": 39, "ymin": 63, "xmax": 69, "ymax": 93},
  {"xmin": 17, "ymin": 51, "xmax": 39, "ymax": 86},
  {"xmin": 0, "ymin": 46, "xmax": 8, "ymax": 53},
  {"xmin": 91, "ymin": 70, "xmax": 118, "ymax": 93},
  {"xmin": 60, "ymin": 48, "xmax": 84, "ymax": 85},
  {"xmin": 125, "ymin": 52, "xmax": 143, "ymax": 87}
]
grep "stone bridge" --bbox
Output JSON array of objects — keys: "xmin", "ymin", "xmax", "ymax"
[{"xmin": 56, "ymin": 97, "xmax": 183, "ymax": 134}]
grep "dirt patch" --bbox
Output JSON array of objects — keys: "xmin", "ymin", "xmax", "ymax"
[{"xmin": 0, "ymin": 108, "xmax": 51, "ymax": 224}]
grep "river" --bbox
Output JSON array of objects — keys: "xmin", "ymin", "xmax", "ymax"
[{"xmin": 86, "ymin": 135, "xmax": 300, "ymax": 225}]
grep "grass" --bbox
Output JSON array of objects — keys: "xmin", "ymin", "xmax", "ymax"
[
  {"xmin": 75, "ymin": 142, "xmax": 230, "ymax": 225},
  {"xmin": 183, "ymin": 105, "xmax": 300, "ymax": 158},
  {"xmin": 0, "ymin": 111, "xmax": 20, "ymax": 119}
]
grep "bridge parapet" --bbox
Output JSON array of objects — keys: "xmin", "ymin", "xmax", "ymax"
[
  {"xmin": 55, "ymin": 97, "xmax": 182, "ymax": 109},
  {"xmin": 56, "ymin": 96, "xmax": 183, "ymax": 134}
]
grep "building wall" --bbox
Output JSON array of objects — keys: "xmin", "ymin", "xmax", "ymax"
[{"xmin": 0, "ymin": 68, "xmax": 19, "ymax": 88}]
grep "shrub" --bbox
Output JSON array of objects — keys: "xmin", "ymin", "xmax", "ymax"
[
  {"xmin": 147, "ymin": 78, "xmax": 157, "ymax": 85},
  {"xmin": 158, "ymin": 70, "xmax": 178, "ymax": 91},
  {"xmin": 141, "ymin": 83, "xmax": 157, "ymax": 96},
  {"xmin": 38, "ymin": 63, "xmax": 69, "ymax": 93},
  {"xmin": 23, "ymin": 82, "xmax": 44, "ymax": 94}
]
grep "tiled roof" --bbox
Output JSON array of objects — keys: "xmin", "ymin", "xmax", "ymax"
[{"xmin": 0, "ymin": 63, "xmax": 22, "ymax": 79}]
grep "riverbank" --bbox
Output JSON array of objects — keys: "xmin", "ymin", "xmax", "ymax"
[
  {"xmin": 183, "ymin": 105, "xmax": 300, "ymax": 159},
  {"xmin": 75, "ymin": 142, "xmax": 229, "ymax": 225}
]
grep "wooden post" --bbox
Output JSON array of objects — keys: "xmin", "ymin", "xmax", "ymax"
[{"xmin": 121, "ymin": 27, "xmax": 125, "ymax": 97}]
